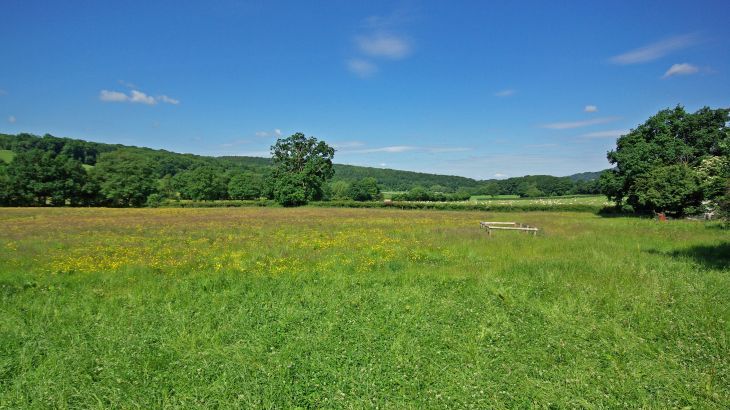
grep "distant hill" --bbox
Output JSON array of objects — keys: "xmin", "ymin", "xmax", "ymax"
[
  {"xmin": 567, "ymin": 170, "xmax": 606, "ymax": 182},
  {"xmin": 0, "ymin": 132, "xmax": 605, "ymax": 192}
]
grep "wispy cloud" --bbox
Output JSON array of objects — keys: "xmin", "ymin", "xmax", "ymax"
[
  {"xmin": 347, "ymin": 59, "xmax": 378, "ymax": 77},
  {"xmin": 580, "ymin": 129, "xmax": 629, "ymax": 139},
  {"xmin": 99, "ymin": 90, "xmax": 129, "ymax": 102},
  {"xmin": 525, "ymin": 143, "xmax": 558, "ymax": 148},
  {"xmin": 609, "ymin": 33, "xmax": 699, "ymax": 65},
  {"xmin": 584, "ymin": 105, "xmax": 598, "ymax": 113},
  {"xmin": 254, "ymin": 129, "xmax": 283, "ymax": 138},
  {"xmin": 7, "ymin": 115, "xmax": 16, "ymax": 124},
  {"xmin": 118, "ymin": 80, "xmax": 139, "ymax": 89},
  {"xmin": 220, "ymin": 139, "xmax": 251, "ymax": 148},
  {"xmin": 662, "ymin": 63, "xmax": 699, "ymax": 78},
  {"xmin": 494, "ymin": 89, "xmax": 515, "ymax": 97},
  {"xmin": 333, "ymin": 141, "xmax": 365, "ymax": 149},
  {"xmin": 541, "ymin": 117, "xmax": 619, "ymax": 130},
  {"xmin": 347, "ymin": 10, "xmax": 415, "ymax": 77},
  {"xmin": 0, "ymin": 89, "xmax": 7, "ymax": 96},
  {"xmin": 99, "ymin": 89, "xmax": 180, "ymax": 105},
  {"xmin": 493, "ymin": 173, "xmax": 508, "ymax": 179},
  {"xmin": 349, "ymin": 145, "xmax": 470, "ymax": 154},
  {"xmin": 356, "ymin": 33, "xmax": 411, "ymax": 59},
  {"xmin": 157, "ymin": 95, "xmax": 180, "ymax": 105}
]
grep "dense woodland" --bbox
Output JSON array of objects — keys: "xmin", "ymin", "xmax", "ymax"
[{"xmin": 0, "ymin": 132, "xmax": 604, "ymax": 207}]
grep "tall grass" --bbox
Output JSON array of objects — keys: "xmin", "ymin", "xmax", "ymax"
[{"xmin": 0, "ymin": 207, "xmax": 727, "ymax": 408}]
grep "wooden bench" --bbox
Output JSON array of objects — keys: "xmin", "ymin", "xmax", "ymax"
[{"xmin": 480, "ymin": 221, "xmax": 539, "ymax": 236}]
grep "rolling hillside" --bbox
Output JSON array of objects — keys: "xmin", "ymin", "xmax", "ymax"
[{"xmin": 0, "ymin": 132, "xmax": 606, "ymax": 191}]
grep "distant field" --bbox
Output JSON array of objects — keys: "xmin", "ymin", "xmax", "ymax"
[
  {"xmin": 1, "ymin": 208, "xmax": 727, "ymax": 407},
  {"xmin": 470, "ymin": 194, "xmax": 520, "ymax": 200},
  {"xmin": 471, "ymin": 194, "xmax": 611, "ymax": 206},
  {"xmin": 0, "ymin": 149, "xmax": 15, "ymax": 163}
]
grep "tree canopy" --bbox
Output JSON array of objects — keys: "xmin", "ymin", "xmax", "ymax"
[
  {"xmin": 270, "ymin": 133, "xmax": 335, "ymax": 206},
  {"xmin": 600, "ymin": 106, "xmax": 730, "ymax": 215}
]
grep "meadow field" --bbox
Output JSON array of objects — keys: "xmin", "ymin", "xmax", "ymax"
[{"xmin": 1, "ymin": 207, "xmax": 728, "ymax": 408}]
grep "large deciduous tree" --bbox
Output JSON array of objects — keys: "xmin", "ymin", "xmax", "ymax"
[
  {"xmin": 600, "ymin": 106, "xmax": 730, "ymax": 215},
  {"xmin": 91, "ymin": 149, "xmax": 158, "ymax": 207},
  {"xmin": 270, "ymin": 133, "xmax": 335, "ymax": 206}
]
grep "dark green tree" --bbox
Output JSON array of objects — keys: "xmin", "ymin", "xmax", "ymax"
[
  {"xmin": 174, "ymin": 166, "xmax": 228, "ymax": 200},
  {"xmin": 270, "ymin": 133, "xmax": 335, "ymax": 206},
  {"xmin": 91, "ymin": 150, "xmax": 158, "ymax": 207},
  {"xmin": 228, "ymin": 172, "xmax": 263, "ymax": 199},
  {"xmin": 347, "ymin": 177, "xmax": 381, "ymax": 201},
  {"xmin": 3, "ymin": 149, "xmax": 87, "ymax": 206},
  {"xmin": 601, "ymin": 106, "xmax": 729, "ymax": 215}
]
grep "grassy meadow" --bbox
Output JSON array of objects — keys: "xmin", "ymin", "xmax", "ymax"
[
  {"xmin": 0, "ymin": 150, "xmax": 15, "ymax": 163},
  {"xmin": 1, "ymin": 207, "xmax": 728, "ymax": 408}
]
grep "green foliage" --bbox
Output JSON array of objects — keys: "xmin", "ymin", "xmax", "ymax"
[
  {"xmin": 271, "ymin": 133, "xmax": 335, "ymax": 206},
  {"xmin": 173, "ymin": 166, "xmax": 228, "ymax": 201},
  {"xmin": 347, "ymin": 177, "xmax": 381, "ymax": 201},
  {"xmin": 631, "ymin": 164, "xmax": 702, "ymax": 215},
  {"xmin": 91, "ymin": 150, "xmax": 158, "ymax": 207},
  {"xmin": 328, "ymin": 180, "xmax": 351, "ymax": 200},
  {"xmin": 392, "ymin": 186, "xmax": 472, "ymax": 202},
  {"xmin": 0, "ymin": 149, "xmax": 15, "ymax": 163},
  {"xmin": 1, "ymin": 149, "xmax": 87, "ymax": 206},
  {"xmin": 273, "ymin": 173, "xmax": 309, "ymax": 207},
  {"xmin": 0, "ymin": 132, "xmax": 611, "ymax": 208},
  {"xmin": 228, "ymin": 172, "xmax": 263, "ymax": 200},
  {"xmin": 603, "ymin": 105, "xmax": 730, "ymax": 215}
]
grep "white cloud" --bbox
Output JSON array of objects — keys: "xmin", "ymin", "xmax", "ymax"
[
  {"xmin": 541, "ymin": 116, "xmax": 619, "ymax": 130},
  {"xmin": 494, "ymin": 89, "xmax": 515, "ymax": 97},
  {"xmin": 356, "ymin": 33, "xmax": 411, "ymax": 59},
  {"xmin": 157, "ymin": 95, "xmax": 180, "ymax": 105},
  {"xmin": 99, "ymin": 89, "xmax": 179, "ymax": 105},
  {"xmin": 129, "ymin": 90, "xmax": 157, "ymax": 105},
  {"xmin": 220, "ymin": 139, "xmax": 251, "ymax": 148},
  {"xmin": 99, "ymin": 90, "xmax": 129, "ymax": 102},
  {"xmin": 525, "ymin": 143, "xmax": 557, "ymax": 148},
  {"xmin": 609, "ymin": 33, "xmax": 698, "ymax": 65},
  {"xmin": 118, "ymin": 80, "xmax": 139, "ymax": 89},
  {"xmin": 379, "ymin": 163, "xmax": 387, "ymax": 167},
  {"xmin": 584, "ymin": 105, "xmax": 598, "ymax": 113},
  {"xmin": 347, "ymin": 59, "xmax": 378, "ymax": 77},
  {"xmin": 333, "ymin": 141, "xmax": 365, "ymax": 149},
  {"xmin": 8, "ymin": 115, "xmax": 16, "ymax": 124},
  {"xmin": 580, "ymin": 129, "xmax": 629, "ymax": 138},
  {"xmin": 662, "ymin": 63, "xmax": 699, "ymax": 78},
  {"xmin": 254, "ymin": 129, "xmax": 282, "ymax": 138},
  {"xmin": 493, "ymin": 173, "xmax": 508, "ymax": 179},
  {"xmin": 350, "ymin": 145, "xmax": 470, "ymax": 154}
]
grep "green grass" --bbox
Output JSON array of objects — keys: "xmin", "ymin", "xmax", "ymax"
[
  {"xmin": 0, "ymin": 207, "xmax": 728, "ymax": 408},
  {"xmin": 0, "ymin": 150, "xmax": 15, "ymax": 163}
]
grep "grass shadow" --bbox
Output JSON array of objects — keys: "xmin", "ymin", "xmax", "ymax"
[{"xmin": 647, "ymin": 243, "xmax": 730, "ymax": 270}]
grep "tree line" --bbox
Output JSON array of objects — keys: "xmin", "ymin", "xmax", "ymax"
[
  {"xmin": 0, "ymin": 132, "xmax": 605, "ymax": 207},
  {"xmin": 2, "ymin": 105, "xmax": 726, "ymax": 214}
]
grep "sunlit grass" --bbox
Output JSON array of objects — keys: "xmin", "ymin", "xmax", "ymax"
[{"xmin": 0, "ymin": 207, "xmax": 727, "ymax": 408}]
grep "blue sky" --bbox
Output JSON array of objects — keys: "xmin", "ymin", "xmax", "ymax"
[{"xmin": 1, "ymin": 0, "xmax": 728, "ymax": 179}]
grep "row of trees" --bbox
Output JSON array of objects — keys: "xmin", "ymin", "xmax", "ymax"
[
  {"xmin": 0, "ymin": 133, "xmax": 380, "ymax": 207},
  {"xmin": 3, "ymin": 105, "xmax": 726, "ymax": 215}
]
